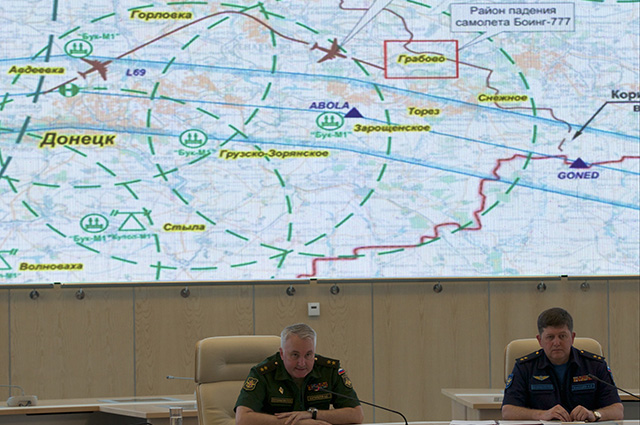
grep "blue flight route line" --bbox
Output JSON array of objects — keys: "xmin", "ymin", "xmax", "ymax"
[
  {"xmin": 429, "ymin": 130, "xmax": 640, "ymax": 177},
  {"xmin": 15, "ymin": 87, "xmax": 640, "ymax": 180},
  {"xmin": 15, "ymin": 87, "xmax": 640, "ymax": 169},
  {"xmin": 13, "ymin": 111, "xmax": 639, "ymax": 181},
  {"xmin": 9, "ymin": 123, "xmax": 640, "ymax": 211},
  {"xmin": 7, "ymin": 54, "xmax": 639, "ymax": 143},
  {"xmin": 8, "ymin": 119, "xmax": 639, "ymax": 179}
]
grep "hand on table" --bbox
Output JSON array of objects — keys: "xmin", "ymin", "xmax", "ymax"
[
  {"xmin": 571, "ymin": 405, "xmax": 596, "ymax": 422},
  {"xmin": 275, "ymin": 410, "xmax": 331, "ymax": 425},
  {"xmin": 538, "ymin": 404, "xmax": 572, "ymax": 422}
]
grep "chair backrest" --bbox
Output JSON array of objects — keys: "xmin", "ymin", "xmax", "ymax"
[
  {"xmin": 195, "ymin": 335, "xmax": 281, "ymax": 425},
  {"xmin": 504, "ymin": 337, "xmax": 603, "ymax": 382}
]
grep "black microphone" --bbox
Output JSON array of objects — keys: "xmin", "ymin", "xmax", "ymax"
[
  {"xmin": 314, "ymin": 387, "xmax": 408, "ymax": 425},
  {"xmin": 587, "ymin": 374, "xmax": 640, "ymax": 400}
]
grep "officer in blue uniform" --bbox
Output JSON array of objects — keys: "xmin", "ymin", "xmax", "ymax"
[
  {"xmin": 502, "ymin": 307, "xmax": 623, "ymax": 421},
  {"xmin": 235, "ymin": 323, "xmax": 364, "ymax": 425}
]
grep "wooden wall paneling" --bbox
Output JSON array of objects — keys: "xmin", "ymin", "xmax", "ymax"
[
  {"xmin": 489, "ymin": 279, "xmax": 609, "ymax": 388},
  {"xmin": 253, "ymin": 282, "xmax": 375, "ymax": 422},
  {"xmin": 2, "ymin": 277, "xmax": 636, "ymax": 412},
  {"xmin": 9, "ymin": 286, "xmax": 134, "ymax": 399},
  {"xmin": 608, "ymin": 277, "xmax": 640, "ymax": 389},
  {"xmin": 0, "ymin": 290, "xmax": 8, "ymax": 400},
  {"xmin": 134, "ymin": 284, "xmax": 254, "ymax": 396},
  {"xmin": 372, "ymin": 281, "xmax": 490, "ymax": 422}
]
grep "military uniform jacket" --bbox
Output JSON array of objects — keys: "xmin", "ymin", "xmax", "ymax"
[
  {"xmin": 235, "ymin": 352, "xmax": 360, "ymax": 414},
  {"xmin": 502, "ymin": 346, "xmax": 621, "ymax": 411}
]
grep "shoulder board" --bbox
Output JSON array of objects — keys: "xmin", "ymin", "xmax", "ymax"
[
  {"xmin": 256, "ymin": 358, "xmax": 279, "ymax": 375},
  {"xmin": 516, "ymin": 350, "xmax": 544, "ymax": 363},
  {"xmin": 577, "ymin": 349, "xmax": 605, "ymax": 362},
  {"xmin": 315, "ymin": 355, "xmax": 341, "ymax": 369}
]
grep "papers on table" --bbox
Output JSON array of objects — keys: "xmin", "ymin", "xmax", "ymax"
[{"xmin": 450, "ymin": 421, "xmax": 626, "ymax": 425}]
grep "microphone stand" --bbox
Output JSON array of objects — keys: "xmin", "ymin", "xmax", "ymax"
[
  {"xmin": 317, "ymin": 387, "xmax": 408, "ymax": 425},
  {"xmin": 587, "ymin": 374, "xmax": 640, "ymax": 400}
]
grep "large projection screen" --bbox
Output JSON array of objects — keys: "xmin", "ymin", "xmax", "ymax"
[{"xmin": 0, "ymin": 0, "xmax": 638, "ymax": 284}]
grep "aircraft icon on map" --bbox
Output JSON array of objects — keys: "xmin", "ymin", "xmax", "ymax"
[
  {"xmin": 78, "ymin": 58, "xmax": 111, "ymax": 80},
  {"xmin": 312, "ymin": 38, "xmax": 346, "ymax": 63}
]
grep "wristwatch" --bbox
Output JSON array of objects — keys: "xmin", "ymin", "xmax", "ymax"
[
  {"xmin": 308, "ymin": 407, "xmax": 318, "ymax": 420},
  {"xmin": 593, "ymin": 410, "xmax": 602, "ymax": 422}
]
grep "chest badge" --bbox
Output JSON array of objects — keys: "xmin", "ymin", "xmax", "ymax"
[
  {"xmin": 533, "ymin": 375, "xmax": 550, "ymax": 381},
  {"xmin": 279, "ymin": 387, "xmax": 284, "ymax": 394}
]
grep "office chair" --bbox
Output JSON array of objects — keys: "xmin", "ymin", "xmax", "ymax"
[
  {"xmin": 504, "ymin": 337, "xmax": 603, "ymax": 382},
  {"xmin": 195, "ymin": 335, "xmax": 281, "ymax": 425}
]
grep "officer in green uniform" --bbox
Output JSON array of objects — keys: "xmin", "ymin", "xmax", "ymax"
[{"xmin": 235, "ymin": 323, "xmax": 364, "ymax": 425}]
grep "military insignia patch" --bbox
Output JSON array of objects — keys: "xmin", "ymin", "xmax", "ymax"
[
  {"xmin": 243, "ymin": 377, "xmax": 258, "ymax": 391},
  {"xmin": 338, "ymin": 369, "xmax": 353, "ymax": 388},
  {"xmin": 505, "ymin": 374, "xmax": 513, "ymax": 389},
  {"xmin": 533, "ymin": 375, "xmax": 550, "ymax": 381},
  {"xmin": 573, "ymin": 375, "xmax": 592, "ymax": 382}
]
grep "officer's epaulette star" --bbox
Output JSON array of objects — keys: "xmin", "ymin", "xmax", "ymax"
[
  {"xmin": 577, "ymin": 349, "xmax": 605, "ymax": 362},
  {"xmin": 315, "ymin": 354, "xmax": 340, "ymax": 368},
  {"xmin": 516, "ymin": 350, "xmax": 543, "ymax": 363},
  {"xmin": 257, "ymin": 358, "xmax": 279, "ymax": 375}
]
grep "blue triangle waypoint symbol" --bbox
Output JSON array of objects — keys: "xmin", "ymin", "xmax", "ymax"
[
  {"xmin": 345, "ymin": 108, "xmax": 363, "ymax": 118},
  {"xmin": 570, "ymin": 158, "xmax": 589, "ymax": 169}
]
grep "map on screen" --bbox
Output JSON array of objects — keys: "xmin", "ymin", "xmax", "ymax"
[{"xmin": 0, "ymin": 0, "xmax": 638, "ymax": 284}]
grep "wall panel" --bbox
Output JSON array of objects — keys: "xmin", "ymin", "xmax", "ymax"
[
  {"xmin": 489, "ymin": 279, "xmax": 609, "ymax": 388},
  {"xmin": 609, "ymin": 277, "xmax": 640, "ymax": 389},
  {"xmin": 372, "ymin": 281, "xmax": 490, "ymax": 422},
  {"xmin": 1, "ymin": 278, "xmax": 637, "ymax": 421},
  {"xmin": 9, "ymin": 286, "xmax": 134, "ymax": 399},
  {"xmin": 254, "ymin": 282, "xmax": 375, "ymax": 421},
  {"xmin": 134, "ymin": 284, "xmax": 254, "ymax": 395}
]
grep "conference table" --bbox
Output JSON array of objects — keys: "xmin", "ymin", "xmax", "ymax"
[
  {"xmin": 2, "ymin": 392, "xmax": 639, "ymax": 425},
  {"xmin": 0, "ymin": 394, "xmax": 197, "ymax": 425},
  {"xmin": 442, "ymin": 388, "xmax": 640, "ymax": 420}
]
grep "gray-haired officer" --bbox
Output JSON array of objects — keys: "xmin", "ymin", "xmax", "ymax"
[{"xmin": 235, "ymin": 323, "xmax": 364, "ymax": 425}]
